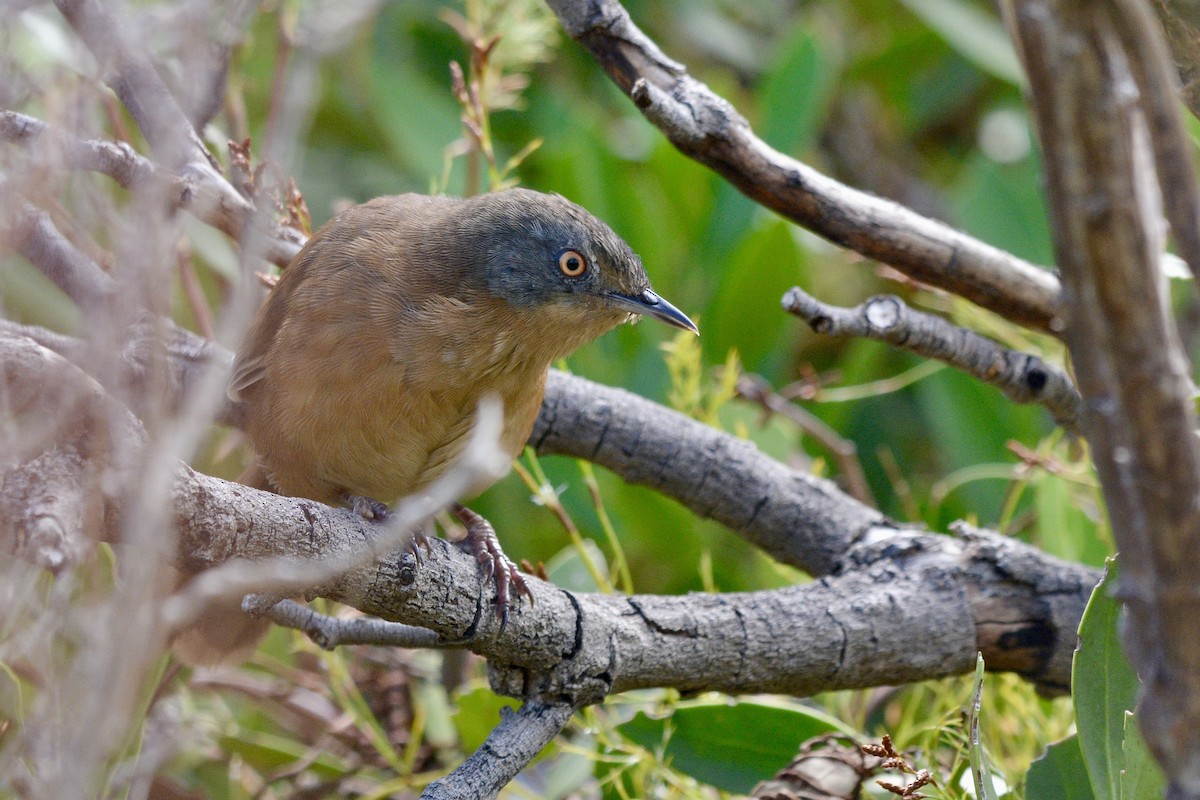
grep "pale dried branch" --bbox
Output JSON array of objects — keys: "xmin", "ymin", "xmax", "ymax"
[
  {"xmin": 1, "ymin": 109, "xmax": 303, "ymax": 267},
  {"xmin": 0, "ymin": 184, "xmax": 117, "ymax": 312},
  {"xmin": 782, "ymin": 287, "xmax": 1081, "ymax": 431}
]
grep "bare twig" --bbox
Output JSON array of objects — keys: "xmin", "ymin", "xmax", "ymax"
[
  {"xmin": 1, "ymin": 109, "xmax": 156, "ymax": 187},
  {"xmin": 1, "ymin": 109, "xmax": 303, "ymax": 267},
  {"xmin": 544, "ymin": 0, "xmax": 1063, "ymax": 332},
  {"xmin": 254, "ymin": 598, "xmax": 447, "ymax": 650},
  {"xmin": 420, "ymin": 700, "xmax": 576, "ymax": 800},
  {"xmin": 782, "ymin": 287, "xmax": 1081, "ymax": 431},
  {"xmin": 735, "ymin": 373, "xmax": 876, "ymax": 506}
]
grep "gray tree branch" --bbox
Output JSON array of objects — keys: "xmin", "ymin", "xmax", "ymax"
[
  {"xmin": 544, "ymin": 0, "xmax": 1063, "ymax": 333},
  {"xmin": 420, "ymin": 700, "xmax": 576, "ymax": 800},
  {"xmin": 782, "ymin": 286, "xmax": 1081, "ymax": 431}
]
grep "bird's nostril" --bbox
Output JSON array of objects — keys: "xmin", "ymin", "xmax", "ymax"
[{"xmin": 641, "ymin": 289, "xmax": 661, "ymax": 306}]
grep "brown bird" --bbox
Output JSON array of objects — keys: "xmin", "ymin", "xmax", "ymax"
[{"xmin": 174, "ymin": 188, "xmax": 695, "ymax": 663}]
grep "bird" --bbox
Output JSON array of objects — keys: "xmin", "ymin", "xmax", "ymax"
[{"xmin": 173, "ymin": 188, "xmax": 696, "ymax": 663}]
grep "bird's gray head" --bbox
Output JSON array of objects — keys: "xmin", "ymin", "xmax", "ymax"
[{"xmin": 465, "ymin": 188, "xmax": 696, "ymax": 333}]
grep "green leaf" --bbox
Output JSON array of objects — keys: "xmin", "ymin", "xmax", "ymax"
[
  {"xmin": 968, "ymin": 654, "xmax": 1001, "ymax": 800},
  {"xmin": 617, "ymin": 697, "xmax": 853, "ymax": 793},
  {"xmin": 952, "ymin": 150, "xmax": 1055, "ymax": 267},
  {"xmin": 1073, "ymin": 560, "xmax": 1138, "ymax": 800},
  {"xmin": 452, "ymin": 684, "xmax": 519, "ymax": 755},
  {"xmin": 759, "ymin": 29, "xmax": 840, "ymax": 156},
  {"xmin": 1030, "ymin": 471, "xmax": 1110, "ymax": 567},
  {"xmin": 367, "ymin": 8, "xmax": 463, "ymax": 182},
  {"xmin": 0, "ymin": 254, "xmax": 81, "ymax": 334},
  {"xmin": 1119, "ymin": 710, "xmax": 1166, "ymax": 799},
  {"xmin": 897, "ymin": 0, "xmax": 1024, "ymax": 85},
  {"xmin": 702, "ymin": 219, "xmax": 805, "ymax": 373},
  {"xmin": 545, "ymin": 539, "xmax": 609, "ymax": 593},
  {"xmin": 1026, "ymin": 735, "xmax": 1095, "ymax": 800},
  {"xmin": 217, "ymin": 731, "xmax": 352, "ymax": 779}
]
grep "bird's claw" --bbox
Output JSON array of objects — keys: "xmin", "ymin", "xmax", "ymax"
[
  {"xmin": 407, "ymin": 528, "xmax": 433, "ymax": 564},
  {"xmin": 453, "ymin": 504, "xmax": 532, "ymax": 630},
  {"xmin": 346, "ymin": 496, "xmax": 434, "ymax": 566},
  {"xmin": 347, "ymin": 494, "xmax": 389, "ymax": 521}
]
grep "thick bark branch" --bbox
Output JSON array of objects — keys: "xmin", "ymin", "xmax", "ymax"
[
  {"xmin": 544, "ymin": 0, "xmax": 1063, "ymax": 333},
  {"xmin": 171, "ymin": 462, "xmax": 1092, "ymax": 697}
]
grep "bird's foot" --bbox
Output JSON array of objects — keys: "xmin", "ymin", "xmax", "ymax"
[
  {"xmin": 347, "ymin": 494, "xmax": 389, "ymax": 520},
  {"xmin": 407, "ymin": 527, "xmax": 433, "ymax": 564},
  {"xmin": 452, "ymin": 503, "xmax": 531, "ymax": 628},
  {"xmin": 346, "ymin": 494, "xmax": 433, "ymax": 562}
]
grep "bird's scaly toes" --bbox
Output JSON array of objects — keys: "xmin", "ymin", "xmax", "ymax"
[{"xmin": 452, "ymin": 504, "xmax": 532, "ymax": 629}]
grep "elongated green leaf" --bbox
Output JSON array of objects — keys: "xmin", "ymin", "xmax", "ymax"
[
  {"xmin": 218, "ymin": 731, "xmax": 353, "ymax": 779},
  {"xmin": 618, "ymin": 698, "xmax": 853, "ymax": 793},
  {"xmin": 1073, "ymin": 560, "xmax": 1137, "ymax": 800},
  {"xmin": 898, "ymin": 0, "xmax": 1024, "ymax": 84}
]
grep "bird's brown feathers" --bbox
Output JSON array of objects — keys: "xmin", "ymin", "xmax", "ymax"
[{"xmin": 232, "ymin": 191, "xmax": 634, "ymax": 505}]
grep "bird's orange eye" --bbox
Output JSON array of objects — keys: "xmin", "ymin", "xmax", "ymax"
[{"xmin": 558, "ymin": 250, "xmax": 587, "ymax": 277}]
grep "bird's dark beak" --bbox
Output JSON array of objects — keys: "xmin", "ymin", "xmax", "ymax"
[{"xmin": 607, "ymin": 288, "xmax": 698, "ymax": 334}]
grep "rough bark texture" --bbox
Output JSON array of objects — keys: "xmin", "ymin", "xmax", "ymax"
[
  {"xmin": 161, "ymin": 372, "xmax": 1096, "ymax": 698},
  {"xmin": 1010, "ymin": 0, "xmax": 1200, "ymax": 794},
  {"xmin": 532, "ymin": 370, "xmax": 881, "ymax": 577}
]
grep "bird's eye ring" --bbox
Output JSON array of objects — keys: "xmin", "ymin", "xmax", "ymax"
[{"xmin": 558, "ymin": 250, "xmax": 587, "ymax": 278}]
